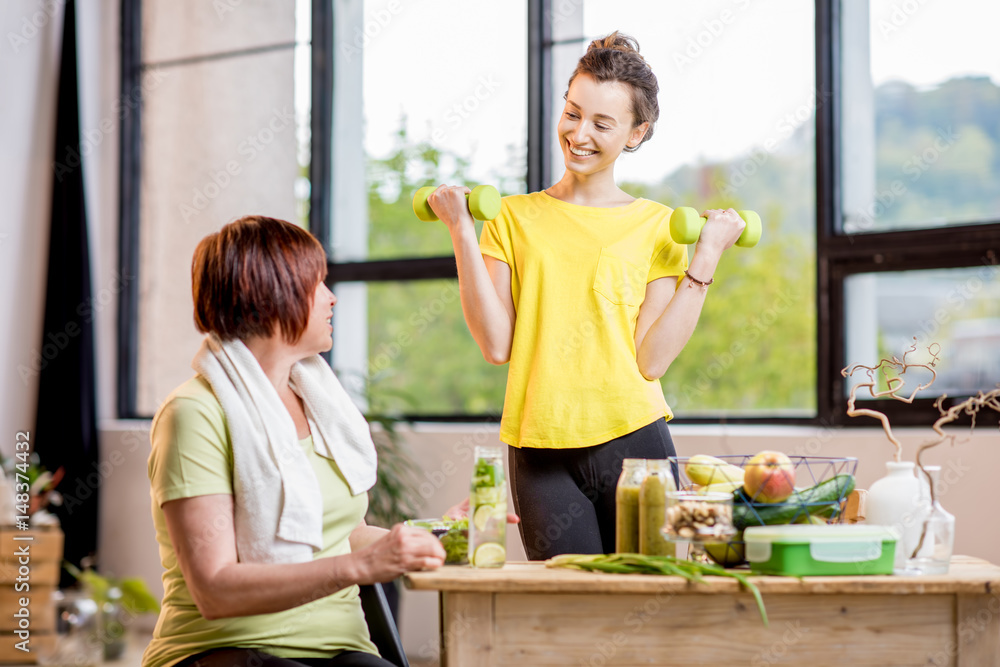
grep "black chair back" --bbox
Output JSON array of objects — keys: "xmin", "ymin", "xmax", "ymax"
[{"xmin": 358, "ymin": 583, "xmax": 410, "ymax": 667}]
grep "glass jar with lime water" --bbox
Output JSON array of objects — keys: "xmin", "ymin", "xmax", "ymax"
[{"xmin": 468, "ymin": 446, "xmax": 507, "ymax": 568}]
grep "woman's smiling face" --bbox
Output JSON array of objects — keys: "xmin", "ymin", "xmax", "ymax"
[{"xmin": 557, "ymin": 73, "xmax": 649, "ymax": 178}]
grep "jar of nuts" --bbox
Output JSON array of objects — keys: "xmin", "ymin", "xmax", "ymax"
[{"xmin": 663, "ymin": 491, "xmax": 736, "ymax": 544}]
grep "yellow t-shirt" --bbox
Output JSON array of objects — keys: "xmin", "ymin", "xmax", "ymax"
[
  {"xmin": 142, "ymin": 376, "xmax": 378, "ymax": 667},
  {"xmin": 480, "ymin": 191, "xmax": 688, "ymax": 449}
]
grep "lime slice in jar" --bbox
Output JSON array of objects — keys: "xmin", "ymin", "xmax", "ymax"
[
  {"xmin": 472, "ymin": 542, "xmax": 506, "ymax": 567},
  {"xmin": 473, "ymin": 487, "xmax": 506, "ymax": 505},
  {"xmin": 473, "ymin": 503, "xmax": 507, "ymax": 531},
  {"xmin": 473, "ymin": 505, "xmax": 495, "ymax": 532}
]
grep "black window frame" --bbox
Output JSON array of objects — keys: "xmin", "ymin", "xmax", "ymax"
[
  {"xmin": 119, "ymin": 0, "xmax": 1000, "ymax": 426},
  {"xmin": 816, "ymin": 0, "xmax": 1000, "ymax": 428}
]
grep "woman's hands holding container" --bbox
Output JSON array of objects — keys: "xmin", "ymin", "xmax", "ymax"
[{"xmin": 350, "ymin": 524, "xmax": 447, "ymax": 583}]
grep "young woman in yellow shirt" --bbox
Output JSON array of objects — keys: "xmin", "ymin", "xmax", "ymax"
[{"xmin": 430, "ymin": 33, "xmax": 746, "ymax": 559}]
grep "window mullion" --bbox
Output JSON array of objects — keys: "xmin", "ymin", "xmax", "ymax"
[
  {"xmin": 816, "ymin": 0, "xmax": 842, "ymax": 426},
  {"xmin": 527, "ymin": 0, "xmax": 552, "ymax": 193},
  {"xmin": 117, "ymin": 0, "xmax": 142, "ymax": 419}
]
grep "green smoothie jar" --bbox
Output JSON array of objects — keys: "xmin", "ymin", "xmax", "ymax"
[
  {"xmin": 615, "ymin": 458, "xmax": 648, "ymax": 553},
  {"xmin": 640, "ymin": 459, "xmax": 677, "ymax": 557}
]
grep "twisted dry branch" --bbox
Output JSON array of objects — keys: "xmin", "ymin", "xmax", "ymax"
[{"xmin": 841, "ymin": 340, "xmax": 940, "ymax": 462}]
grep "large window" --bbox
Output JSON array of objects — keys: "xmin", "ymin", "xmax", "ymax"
[
  {"xmin": 845, "ymin": 268, "xmax": 1000, "ymax": 398},
  {"xmin": 328, "ymin": 0, "xmax": 818, "ymax": 420},
  {"xmin": 825, "ymin": 0, "xmax": 1000, "ymax": 424},
  {"xmin": 327, "ymin": 0, "xmax": 526, "ymax": 417},
  {"xmin": 119, "ymin": 0, "xmax": 1000, "ymax": 426},
  {"xmin": 577, "ymin": 1, "xmax": 817, "ymax": 418},
  {"xmin": 841, "ymin": 0, "xmax": 1000, "ymax": 234}
]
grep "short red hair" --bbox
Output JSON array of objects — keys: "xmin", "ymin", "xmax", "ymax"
[{"xmin": 192, "ymin": 215, "xmax": 327, "ymax": 344}]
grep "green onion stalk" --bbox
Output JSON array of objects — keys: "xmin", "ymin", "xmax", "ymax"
[{"xmin": 546, "ymin": 553, "xmax": 768, "ymax": 626}]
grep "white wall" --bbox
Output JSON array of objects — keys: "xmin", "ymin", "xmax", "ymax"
[
  {"xmin": 0, "ymin": 0, "xmax": 121, "ymax": 457},
  {"xmin": 0, "ymin": 1, "xmax": 64, "ymax": 457},
  {"xmin": 77, "ymin": 0, "xmax": 126, "ymax": 426}
]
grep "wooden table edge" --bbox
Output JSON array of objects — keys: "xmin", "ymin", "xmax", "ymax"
[{"xmin": 404, "ymin": 555, "xmax": 1000, "ymax": 596}]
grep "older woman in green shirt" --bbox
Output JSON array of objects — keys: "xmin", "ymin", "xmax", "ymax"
[{"xmin": 144, "ymin": 215, "xmax": 445, "ymax": 667}]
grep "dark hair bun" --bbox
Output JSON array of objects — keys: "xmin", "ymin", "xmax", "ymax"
[{"xmin": 587, "ymin": 31, "xmax": 643, "ymax": 59}]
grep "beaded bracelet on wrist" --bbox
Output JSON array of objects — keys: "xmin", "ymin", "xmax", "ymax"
[{"xmin": 684, "ymin": 269, "xmax": 714, "ymax": 290}]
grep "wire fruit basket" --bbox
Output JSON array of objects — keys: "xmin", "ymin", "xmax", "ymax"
[{"xmin": 665, "ymin": 455, "xmax": 859, "ymax": 567}]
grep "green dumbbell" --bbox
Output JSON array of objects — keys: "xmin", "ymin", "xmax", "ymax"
[
  {"xmin": 412, "ymin": 185, "xmax": 502, "ymax": 222},
  {"xmin": 669, "ymin": 207, "xmax": 762, "ymax": 248}
]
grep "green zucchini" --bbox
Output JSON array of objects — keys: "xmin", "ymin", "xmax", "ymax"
[{"xmin": 733, "ymin": 474, "xmax": 856, "ymax": 529}]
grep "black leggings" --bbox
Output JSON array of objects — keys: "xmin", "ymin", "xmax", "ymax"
[
  {"xmin": 173, "ymin": 648, "xmax": 394, "ymax": 667},
  {"xmin": 509, "ymin": 418, "xmax": 676, "ymax": 560}
]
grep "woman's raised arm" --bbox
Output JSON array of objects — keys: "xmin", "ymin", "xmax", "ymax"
[
  {"xmin": 429, "ymin": 185, "xmax": 516, "ymax": 364},
  {"xmin": 634, "ymin": 208, "xmax": 746, "ymax": 379}
]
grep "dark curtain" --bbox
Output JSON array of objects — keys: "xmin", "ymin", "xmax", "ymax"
[{"xmin": 34, "ymin": 0, "xmax": 101, "ymax": 587}]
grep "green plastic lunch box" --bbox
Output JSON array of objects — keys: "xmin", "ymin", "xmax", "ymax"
[{"xmin": 744, "ymin": 524, "xmax": 897, "ymax": 576}]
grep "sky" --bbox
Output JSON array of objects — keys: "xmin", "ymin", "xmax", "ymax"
[{"xmin": 354, "ymin": 0, "xmax": 1000, "ymax": 188}]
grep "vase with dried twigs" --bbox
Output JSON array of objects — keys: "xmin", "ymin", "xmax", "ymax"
[
  {"xmin": 841, "ymin": 340, "xmax": 1000, "ymax": 574},
  {"xmin": 906, "ymin": 389, "xmax": 1000, "ymax": 573}
]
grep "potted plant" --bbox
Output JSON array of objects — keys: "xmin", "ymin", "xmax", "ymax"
[
  {"xmin": 0, "ymin": 453, "xmax": 65, "ymax": 527},
  {"xmin": 64, "ymin": 561, "xmax": 160, "ymax": 660}
]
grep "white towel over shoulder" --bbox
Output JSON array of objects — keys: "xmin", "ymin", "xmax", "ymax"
[{"xmin": 192, "ymin": 334, "xmax": 377, "ymax": 564}]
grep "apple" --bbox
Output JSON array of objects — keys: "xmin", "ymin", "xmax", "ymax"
[{"xmin": 743, "ymin": 450, "xmax": 796, "ymax": 503}]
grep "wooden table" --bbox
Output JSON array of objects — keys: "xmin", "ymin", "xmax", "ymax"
[{"xmin": 404, "ymin": 555, "xmax": 1000, "ymax": 666}]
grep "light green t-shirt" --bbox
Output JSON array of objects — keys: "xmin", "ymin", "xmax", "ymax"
[
  {"xmin": 480, "ymin": 191, "xmax": 689, "ymax": 449},
  {"xmin": 142, "ymin": 376, "xmax": 378, "ymax": 667}
]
